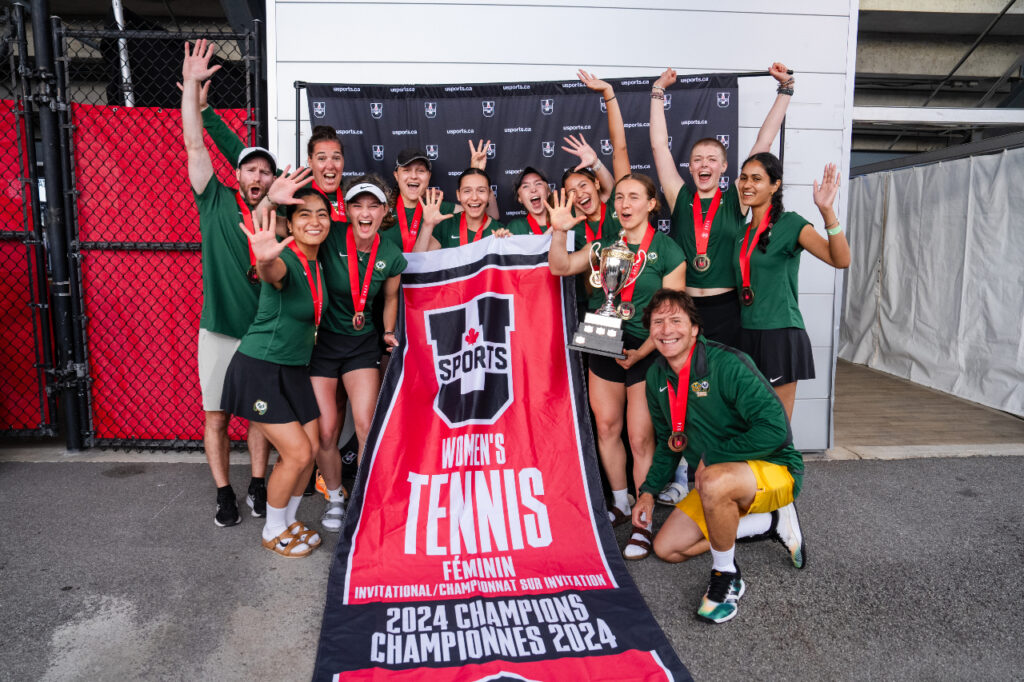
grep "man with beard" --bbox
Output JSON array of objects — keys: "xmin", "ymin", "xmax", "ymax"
[{"xmin": 182, "ymin": 39, "xmax": 277, "ymax": 527}]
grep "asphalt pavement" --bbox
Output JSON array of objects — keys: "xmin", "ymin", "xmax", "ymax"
[{"xmin": 1, "ymin": 449, "xmax": 1022, "ymax": 681}]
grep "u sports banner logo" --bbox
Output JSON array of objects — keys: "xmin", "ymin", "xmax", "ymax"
[
  {"xmin": 600, "ymin": 139, "xmax": 613, "ymax": 155},
  {"xmin": 541, "ymin": 141, "xmax": 555, "ymax": 158},
  {"xmin": 312, "ymin": 236, "xmax": 690, "ymax": 680},
  {"xmin": 719, "ymin": 175, "xmax": 730, "ymax": 189},
  {"xmin": 312, "ymin": 100, "xmax": 326, "ymax": 118},
  {"xmin": 425, "ymin": 102, "xmax": 438, "ymax": 118},
  {"xmin": 370, "ymin": 102, "xmax": 383, "ymax": 119},
  {"xmin": 717, "ymin": 91, "xmax": 730, "ymax": 108},
  {"xmin": 663, "ymin": 93, "xmax": 672, "ymax": 111},
  {"xmin": 716, "ymin": 134, "xmax": 730, "ymax": 148},
  {"xmin": 486, "ymin": 142, "xmax": 496, "ymax": 159},
  {"xmin": 372, "ymin": 145, "xmax": 384, "ymax": 161},
  {"xmin": 540, "ymin": 98, "xmax": 554, "ymax": 115},
  {"xmin": 426, "ymin": 144, "xmax": 439, "ymax": 160},
  {"xmin": 482, "ymin": 100, "xmax": 495, "ymax": 117}
]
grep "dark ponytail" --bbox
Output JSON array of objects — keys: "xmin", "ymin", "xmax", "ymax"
[{"xmin": 307, "ymin": 125, "xmax": 344, "ymax": 157}]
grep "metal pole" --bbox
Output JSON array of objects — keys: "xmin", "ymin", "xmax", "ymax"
[
  {"xmin": 110, "ymin": 0, "xmax": 135, "ymax": 106},
  {"xmin": 294, "ymin": 81, "xmax": 305, "ymax": 167},
  {"xmin": 31, "ymin": 0, "xmax": 82, "ymax": 450}
]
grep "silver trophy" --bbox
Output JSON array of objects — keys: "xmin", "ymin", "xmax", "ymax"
[{"xmin": 569, "ymin": 231, "xmax": 647, "ymax": 358}]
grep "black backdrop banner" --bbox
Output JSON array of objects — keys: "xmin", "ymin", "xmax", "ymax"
[{"xmin": 304, "ymin": 75, "xmax": 737, "ymax": 229}]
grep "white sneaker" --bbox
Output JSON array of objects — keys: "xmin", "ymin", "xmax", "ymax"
[
  {"xmin": 321, "ymin": 498, "xmax": 346, "ymax": 533},
  {"xmin": 656, "ymin": 482, "xmax": 686, "ymax": 506},
  {"xmin": 771, "ymin": 503, "xmax": 805, "ymax": 569}
]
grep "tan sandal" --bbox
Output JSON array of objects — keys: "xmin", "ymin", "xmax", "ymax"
[
  {"xmin": 262, "ymin": 527, "xmax": 314, "ymax": 558},
  {"xmin": 623, "ymin": 525, "xmax": 653, "ymax": 561},
  {"xmin": 286, "ymin": 521, "xmax": 321, "ymax": 549}
]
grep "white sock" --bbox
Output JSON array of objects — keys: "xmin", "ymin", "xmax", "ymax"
[
  {"xmin": 623, "ymin": 518, "xmax": 653, "ymax": 558},
  {"xmin": 263, "ymin": 504, "xmax": 288, "ymax": 541},
  {"xmin": 285, "ymin": 495, "xmax": 302, "ymax": 525},
  {"xmin": 327, "ymin": 486, "xmax": 345, "ymax": 503},
  {"xmin": 611, "ymin": 489, "xmax": 630, "ymax": 514},
  {"xmin": 737, "ymin": 512, "xmax": 772, "ymax": 538},
  {"xmin": 672, "ymin": 464, "xmax": 688, "ymax": 486},
  {"xmin": 711, "ymin": 545, "xmax": 737, "ymax": 573}
]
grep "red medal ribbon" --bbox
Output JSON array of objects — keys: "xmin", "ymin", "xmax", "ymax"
[
  {"xmin": 526, "ymin": 214, "xmax": 546, "ymax": 235},
  {"xmin": 346, "ymin": 227, "xmax": 380, "ymax": 325},
  {"xmin": 739, "ymin": 209, "xmax": 772, "ymax": 290},
  {"xmin": 234, "ymin": 192, "xmax": 258, "ymax": 271},
  {"xmin": 585, "ymin": 204, "xmax": 606, "ymax": 242},
  {"xmin": 396, "ymin": 195, "xmax": 422, "ymax": 252},
  {"xmin": 286, "ymin": 241, "xmax": 324, "ymax": 330},
  {"xmin": 692, "ymin": 189, "xmax": 721, "ymax": 260},
  {"xmin": 666, "ymin": 343, "xmax": 697, "ymax": 436},
  {"xmin": 618, "ymin": 224, "xmax": 656, "ymax": 304},
  {"xmin": 459, "ymin": 214, "xmax": 490, "ymax": 246},
  {"xmin": 313, "ymin": 181, "xmax": 346, "ymax": 222}
]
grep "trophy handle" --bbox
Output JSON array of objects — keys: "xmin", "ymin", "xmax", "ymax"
[
  {"xmin": 623, "ymin": 250, "xmax": 647, "ymax": 288},
  {"xmin": 589, "ymin": 242, "xmax": 602, "ymax": 270}
]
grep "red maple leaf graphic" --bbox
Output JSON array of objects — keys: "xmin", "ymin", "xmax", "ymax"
[{"xmin": 465, "ymin": 327, "xmax": 479, "ymax": 344}]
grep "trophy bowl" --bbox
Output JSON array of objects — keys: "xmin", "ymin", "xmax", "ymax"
[{"xmin": 570, "ymin": 234, "xmax": 646, "ymax": 358}]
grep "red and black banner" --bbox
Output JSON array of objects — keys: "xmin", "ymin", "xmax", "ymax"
[{"xmin": 314, "ymin": 237, "xmax": 689, "ymax": 680}]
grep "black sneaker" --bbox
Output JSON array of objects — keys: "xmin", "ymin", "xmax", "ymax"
[
  {"xmin": 215, "ymin": 487, "xmax": 241, "ymax": 527},
  {"xmin": 696, "ymin": 565, "xmax": 745, "ymax": 623},
  {"xmin": 246, "ymin": 480, "xmax": 267, "ymax": 518}
]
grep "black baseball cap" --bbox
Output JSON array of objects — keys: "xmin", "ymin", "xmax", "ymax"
[
  {"xmin": 395, "ymin": 148, "xmax": 432, "ymax": 170},
  {"xmin": 513, "ymin": 166, "xmax": 549, "ymax": 194}
]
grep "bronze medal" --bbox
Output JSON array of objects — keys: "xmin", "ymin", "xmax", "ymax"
[
  {"xmin": 693, "ymin": 254, "xmax": 711, "ymax": 272},
  {"xmin": 741, "ymin": 286, "xmax": 754, "ymax": 307},
  {"xmin": 589, "ymin": 271, "xmax": 602, "ymax": 288},
  {"xmin": 352, "ymin": 312, "xmax": 365, "ymax": 331},
  {"xmin": 246, "ymin": 265, "xmax": 258, "ymax": 284},
  {"xmin": 617, "ymin": 301, "xmax": 635, "ymax": 320},
  {"xmin": 667, "ymin": 431, "xmax": 687, "ymax": 453}
]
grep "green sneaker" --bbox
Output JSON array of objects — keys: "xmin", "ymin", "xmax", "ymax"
[{"xmin": 696, "ymin": 567, "xmax": 745, "ymax": 624}]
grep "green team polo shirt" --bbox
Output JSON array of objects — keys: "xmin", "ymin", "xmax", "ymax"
[
  {"xmin": 669, "ymin": 184, "xmax": 745, "ymax": 289},
  {"xmin": 735, "ymin": 211, "xmax": 809, "ymax": 330},
  {"xmin": 237, "ymin": 246, "xmax": 327, "ymax": 366},
  {"xmin": 504, "ymin": 216, "xmax": 547, "ymax": 236},
  {"xmin": 572, "ymin": 198, "xmax": 622, "ymax": 248},
  {"xmin": 195, "ymin": 177, "xmax": 261, "ymax": 338},
  {"xmin": 381, "ymin": 200, "xmax": 457, "ymax": 251},
  {"xmin": 319, "ymin": 224, "xmax": 407, "ymax": 335},
  {"xmin": 431, "ymin": 215, "xmax": 505, "ymax": 250},
  {"xmin": 586, "ymin": 229, "xmax": 685, "ymax": 340},
  {"xmin": 641, "ymin": 337, "xmax": 804, "ymax": 497}
]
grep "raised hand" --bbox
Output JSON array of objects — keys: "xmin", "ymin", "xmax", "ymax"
[
  {"xmin": 812, "ymin": 163, "xmax": 840, "ymax": 212},
  {"xmin": 654, "ymin": 67, "xmax": 678, "ymax": 91},
  {"xmin": 577, "ymin": 69, "xmax": 613, "ymax": 98},
  {"xmin": 176, "ymin": 80, "xmax": 210, "ymax": 108},
  {"xmin": 469, "ymin": 139, "xmax": 492, "ymax": 169},
  {"xmin": 267, "ymin": 166, "xmax": 313, "ymax": 206},
  {"xmin": 420, "ymin": 188, "xmax": 454, "ymax": 228},
  {"xmin": 182, "ymin": 39, "xmax": 222, "ymax": 83},
  {"xmin": 242, "ymin": 203, "xmax": 291, "ymax": 266},
  {"xmin": 547, "ymin": 189, "xmax": 586, "ymax": 232},
  {"xmin": 769, "ymin": 62, "xmax": 792, "ymax": 83},
  {"xmin": 561, "ymin": 134, "xmax": 599, "ymax": 171}
]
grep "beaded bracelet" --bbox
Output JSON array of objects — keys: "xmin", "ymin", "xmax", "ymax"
[{"xmin": 651, "ymin": 92, "xmax": 665, "ymax": 100}]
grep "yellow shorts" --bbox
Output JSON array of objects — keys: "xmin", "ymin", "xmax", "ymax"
[{"xmin": 675, "ymin": 460, "xmax": 795, "ymax": 539}]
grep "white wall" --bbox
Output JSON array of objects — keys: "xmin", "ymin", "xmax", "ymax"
[{"xmin": 266, "ymin": 0, "xmax": 860, "ymax": 451}]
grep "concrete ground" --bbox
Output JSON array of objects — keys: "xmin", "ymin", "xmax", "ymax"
[{"xmin": 1, "ymin": 450, "xmax": 1023, "ymax": 681}]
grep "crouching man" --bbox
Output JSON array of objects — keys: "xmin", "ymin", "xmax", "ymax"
[{"xmin": 632, "ymin": 288, "xmax": 806, "ymax": 623}]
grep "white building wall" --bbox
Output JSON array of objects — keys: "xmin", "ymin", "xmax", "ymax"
[{"xmin": 265, "ymin": 0, "xmax": 859, "ymax": 451}]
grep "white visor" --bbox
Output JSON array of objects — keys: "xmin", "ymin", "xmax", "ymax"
[{"xmin": 344, "ymin": 182, "xmax": 387, "ymax": 203}]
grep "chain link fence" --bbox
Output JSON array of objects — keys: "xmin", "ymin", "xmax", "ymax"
[
  {"xmin": 0, "ymin": 6, "xmax": 56, "ymax": 437},
  {"xmin": 55, "ymin": 21, "xmax": 260, "ymax": 448}
]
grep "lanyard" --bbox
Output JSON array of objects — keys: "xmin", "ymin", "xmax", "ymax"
[
  {"xmin": 585, "ymin": 203, "xmax": 606, "ymax": 242},
  {"xmin": 691, "ymin": 190, "xmax": 721, "ymax": 272},
  {"xmin": 459, "ymin": 214, "xmax": 490, "ymax": 246},
  {"xmin": 396, "ymin": 195, "xmax": 422, "ymax": 252},
  {"xmin": 618, "ymin": 225, "xmax": 656, "ymax": 304},
  {"xmin": 234, "ymin": 192, "xmax": 259, "ymax": 283},
  {"xmin": 738, "ymin": 209, "xmax": 772, "ymax": 306},
  {"xmin": 665, "ymin": 344, "xmax": 697, "ymax": 452},
  {"xmin": 526, "ymin": 214, "xmax": 546, "ymax": 235},
  {"xmin": 313, "ymin": 181, "xmax": 346, "ymax": 222},
  {"xmin": 286, "ymin": 241, "xmax": 324, "ymax": 333},
  {"xmin": 346, "ymin": 228, "xmax": 380, "ymax": 331}
]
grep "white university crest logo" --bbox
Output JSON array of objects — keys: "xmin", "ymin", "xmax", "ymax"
[
  {"xmin": 486, "ymin": 143, "xmax": 496, "ymax": 159},
  {"xmin": 599, "ymin": 97, "xmax": 607, "ymax": 113},
  {"xmin": 719, "ymin": 176, "xmax": 730, "ymax": 190},
  {"xmin": 657, "ymin": 219, "xmax": 671, "ymax": 233},
  {"xmin": 548, "ymin": 182, "xmax": 556, "ymax": 193},
  {"xmin": 370, "ymin": 102, "xmax": 383, "ymax": 119},
  {"xmin": 312, "ymin": 101, "xmax": 326, "ymax": 119},
  {"xmin": 372, "ymin": 145, "xmax": 384, "ymax": 161},
  {"xmin": 490, "ymin": 184, "xmax": 498, "ymax": 199},
  {"xmin": 716, "ymin": 134, "xmax": 730, "ymax": 148},
  {"xmin": 600, "ymin": 139, "xmax": 612, "ymax": 155},
  {"xmin": 664, "ymin": 93, "xmax": 672, "ymax": 110},
  {"xmin": 425, "ymin": 102, "xmax": 437, "ymax": 118},
  {"xmin": 426, "ymin": 145, "xmax": 439, "ymax": 160},
  {"xmin": 667, "ymin": 136, "xmax": 673, "ymax": 151},
  {"xmin": 482, "ymin": 101, "xmax": 495, "ymax": 117},
  {"xmin": 541, "ymin": 141, "xmax": 555, "ymax": 158},
  {"xmin": 717, "ymin": 92, "xmax": 730, "ymax": 108},
  {"xmin": 540, "ymin": 99, "xmax": 554, "ymax": 115}
]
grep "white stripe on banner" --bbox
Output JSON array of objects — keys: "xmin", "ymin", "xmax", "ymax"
[{"xmin": 314, "ymin": 237, "xmax": 689, "ymax": 681}]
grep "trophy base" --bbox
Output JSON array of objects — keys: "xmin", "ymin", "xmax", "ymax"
[{"xmin": 568, "ymin": 313, "xmax": 626, "ymax": 359}]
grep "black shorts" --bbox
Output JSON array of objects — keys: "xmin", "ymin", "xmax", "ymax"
[
  {"xmin": 308, "ymin": 329, "xmax": 380, "ymax": 378},
  {"xmin": 739, "ymin": 327, "xmax": 815, "ymax": 386},
  {"xmin": 221, "ymin": 352, "xmax": 320, "ymax": 424},
  {"xmin": 693, "ymin": 290, "xmax": 741, "ymax": 348},
  {"xmin": 588, "ymin": 334, "xmax": 657, "ymax": 387}
]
